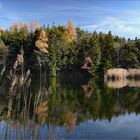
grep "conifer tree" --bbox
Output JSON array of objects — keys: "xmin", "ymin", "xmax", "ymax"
[
  {"xmin": 89, "ymin": 31, "xmax": 101, "ymax": 75},
  {"xmin": 66, "ymin": 20, "xmax": 76, "ymax": 43},
  {"xmin": 100, "ymin": 31, "xmax": 114, "ymax": 72}
]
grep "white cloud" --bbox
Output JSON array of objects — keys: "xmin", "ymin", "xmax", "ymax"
[{"xmin": 81, "ymin": 17, "xmax": 140, "ymax": 38}]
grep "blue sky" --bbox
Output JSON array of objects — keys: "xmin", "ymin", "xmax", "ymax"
[{"xmin": 0, "ymin": 0, "xmax": 140, "ymax": 38}]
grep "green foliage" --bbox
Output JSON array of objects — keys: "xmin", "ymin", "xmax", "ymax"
[
  {"xmin": 49, "ymin": 44, "xmax": 57, "ymax": 77},
  {"xmin": 120, "ymin": 40, "xmax": 139, "ymax": 68},
  {"xmin": 0, "ymin": 40, "xmax": 5, "ymax": 50},
  {"xmin": 89, "ymin": 31, "xmax": 101, "ymax": 75},
  {"xmin": 0, "ymin": 22, "xmax": 140, "ymax": 76},
  {"xmin": 100, "ymin": 31, "xmax": 114, "ymax": 72}
]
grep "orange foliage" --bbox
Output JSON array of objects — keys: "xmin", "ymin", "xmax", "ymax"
[
  {"xmin": 34, "ymin": 21, "xmax": 40, "ymax": 30},
  {"xmin": 9, "ymin": 22, "xmax": 27, "ymax": 32},
  {"xmin": 0, "ymin": 27, "xmax": 3, "ymax": 35},
  {"xmin": 66, "ymin": 20, "xmax": 76, "ymax": 43},
  {"xmin": 65, "ymin": 112, "xmax": 75, "ymax": 133},
  {"xmin": 9, "ymin": 21, "xmax": 40, "ymax": 32},
  {"xmin": 29, "ymin": 21, "xmax": 40, "ymax": 32},
  {"xmin": 9, "ymin": 23, "xmax": 18, "ymax": 32},
  {"xmin": 35, "ymin": 101, "xmax": 48, "ymax": 124}
]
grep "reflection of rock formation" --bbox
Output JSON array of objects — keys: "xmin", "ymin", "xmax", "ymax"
[
  {"xmin": 106, "ymin": 79, "xmax": 127, "ymax": 89},
  {"xmin": 81, "ymin": 81, "xmax": 93, "ymax": 98},
  {"xmin": 105, "ymin": 68, "xmax": 140, "ymax": 88},
  {"xmin": 105, "ymin": 68, "xmax": 128, "ymax": 80},
  {"xmin": 105, "ymin": 68, "xmax": 140, "ymax": 80},
  {"xmin": 126, "ymin": 80, "xmax": 140, "ymax": 87},
  {"xmin": 106, "ymin": 79, "xmax": 140, "ymax": 88}
]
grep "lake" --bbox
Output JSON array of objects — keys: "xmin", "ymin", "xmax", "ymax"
[{"xmin": 0, "ymin": 72, "xmax": 140, "ymax": 140}]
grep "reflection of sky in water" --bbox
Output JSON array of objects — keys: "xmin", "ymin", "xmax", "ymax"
[
  {"xmin": 0, "ymin": 113, "xmax": 140, "ymax": 139},
  {"xmin": 56, "ymin": 113, "xmax": 140, "ymax": 139}
]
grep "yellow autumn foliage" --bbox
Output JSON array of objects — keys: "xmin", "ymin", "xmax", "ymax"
[
  {"xmin": 35, "ymin": 101, "xmax": 48, "ymax": 124},
  {"xmin": 66, "ymin": 20, "xmax": 76, "ymax": 43},
  {"xmin": 9, "ymin": 22, "xmax": 40, "ymax": 32},
  {"xmin": 29, "ymin": 21, "xmax": 40, "ymax": 32},
  {"xmin": 0, "ymin": 27, "xmax": 3, "ymax": 35},
  {"xmin": 65, "ymin": 111, "xmax": 75, "ymax": 133}
]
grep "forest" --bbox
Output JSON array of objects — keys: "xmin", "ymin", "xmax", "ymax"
[{"xmin": 0, "ymin": 20, "xmax": 140, "ymax": 77}]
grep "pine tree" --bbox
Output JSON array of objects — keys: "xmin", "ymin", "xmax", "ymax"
[
  {"xmin": 89, "ymin": 31, "xmax": 101, "ymax": 75},
  {"xmin": 48, "ymin": 27, "xmax": 58, "ymax": 77},
  {"xmin": 100, "ymin": 31, "xmax": 114, "ymax": 72}
]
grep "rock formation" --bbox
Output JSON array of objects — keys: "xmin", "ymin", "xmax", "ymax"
[{"xmin": 35, "ymin": 30, "xmax": 48, "ymax": 54}]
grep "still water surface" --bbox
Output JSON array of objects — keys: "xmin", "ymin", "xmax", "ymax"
[{"xmin": 0, "ymin": 73, "xmax": 140, "ymax": 140}]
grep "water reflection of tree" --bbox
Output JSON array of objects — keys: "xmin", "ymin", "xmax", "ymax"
[
  {"xmin": 0, "ymin": 74, "xmax": 140, "ymax": 138},
  {"xmin": 0, "ymin": 72, "xmax": 49, "ymax": 139}
]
